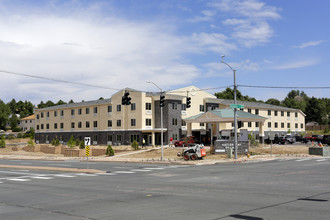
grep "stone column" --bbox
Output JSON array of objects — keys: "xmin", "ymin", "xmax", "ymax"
[
  {"xmin": 259, "ymin": 121, "xmax": 264, "ymax": 143},
  {"xmin": 187, "ymin": 122, "xmax": 192, "ymax": 137},
  {"xmin": 152, "ymin": 132, "xmax": 155, "ymax": 146}
]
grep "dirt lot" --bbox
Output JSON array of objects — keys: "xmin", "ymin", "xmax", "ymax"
[{"xmin": 0, "ymin": 138, "xmax": 313, "ymax": 159}]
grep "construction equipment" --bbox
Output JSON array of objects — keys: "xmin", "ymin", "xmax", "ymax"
[{"xmin": 177, "ymin": 144, "xmax": 206, "ymax": 161}]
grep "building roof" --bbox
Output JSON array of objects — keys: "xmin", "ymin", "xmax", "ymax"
[
  {"xmin": 20, "ymin": 115, "xmax": 35, "ymax": 121},
  {"xmin": 36, "ymin": 99, "xmax": 112, "ymax": 111},
  {"xmin": 184, "ymin": 108, "xmax": 267, "ymax": 123}
]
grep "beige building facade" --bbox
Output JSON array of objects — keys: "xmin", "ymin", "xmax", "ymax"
[{"xmin": 35, "ymin": 86, "xmax": 305, "ymax": 145}]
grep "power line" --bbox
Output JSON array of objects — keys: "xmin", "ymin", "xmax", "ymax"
[
  {"xmin": 239, "ymin": 84, "xmax": 330, "ymax": 89},
  {"xmin": 1, "ymin": 70, "xmax": 122, "ymax": 91}
]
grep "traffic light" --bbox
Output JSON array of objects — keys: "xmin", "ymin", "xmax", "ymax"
[
  {"xmin": 160, "ymin": 95, "xmax": 165, "ymax": 107},
  {"xmin": 186, "ymin": 97, "xmax": 191, "ymax": 108},
  {"xmin": 122, "ymin": 91, "xmax": 131, "ymax": 105},
  {"xmin": 238, "ymin": 120, "xmax": 242, "ymax": 128}
]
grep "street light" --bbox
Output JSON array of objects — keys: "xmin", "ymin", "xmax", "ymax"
[
  {"xmin": 221, "ymin": 55, "xmax": 238, "ymax": 159},
  {"xmin": 146, "ymin": 81, "xmax": 164, "ymax": 161}
]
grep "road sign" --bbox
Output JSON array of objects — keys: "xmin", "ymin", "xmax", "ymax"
[
  {"xmin": 230, "ymin": 104, "xmax": 244, "ymax": 109},
  {"xmin": 269, "ymin": 132, "xmax": 275, "ymax": 141},
  {"xmin": 86, "ymin": 146, "xmax": 90, "ymax": 157},
  {"xmin": 84, "ymin": 137, "xmax": 91, "ymax": 146}
]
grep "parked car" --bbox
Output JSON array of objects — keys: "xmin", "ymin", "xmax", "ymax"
[
  {"xmin": 174, "ymin": 136, "xmax": 195, "ymax": 147},
  {"xmin": 323, "ymin": 135, "xmax": 330, "ymax": 145},
  {"xmin": 301, "ymin": 136, "xmax": 316, "ymax": 143},
  {"xmin": 285, "ymin": 134, "xmax": 296, "ymax": 144},
  {"xmin": 312, "ymin": 135, "xmax": 324, "ymax": 142},
  {"xmin": 264, "ymin": 136, "xmax": 286, "ymax": 145}
]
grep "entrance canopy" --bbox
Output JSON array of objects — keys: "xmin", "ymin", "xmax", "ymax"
[{"xmin": 184, "ymin": 108, "xmax": 267, "ymax": 123}]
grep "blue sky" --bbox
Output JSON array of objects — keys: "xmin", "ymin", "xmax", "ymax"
[{"xmin": 0, "ymin": 0, "xmax": 329, "ymax": 104}]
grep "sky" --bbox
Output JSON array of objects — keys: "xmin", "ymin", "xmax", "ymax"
[{"xmin": 0, "ymin": 0, "xmax": 329, "ymax": 105}]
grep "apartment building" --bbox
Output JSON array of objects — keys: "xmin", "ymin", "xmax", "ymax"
[
  {"xmin": 35, "ymin": 85, "xmax": 305, "ymax": 145},
  {"xmin": 19, "ymin": 115, "xmax": 35, "ymax": 132}
]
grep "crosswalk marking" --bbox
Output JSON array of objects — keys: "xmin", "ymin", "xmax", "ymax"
[
  {"xmin": 295, "ymin": 158, "xmax": 312, "ymax": 162},
  {"xmin": 144, "ymin": 167, "xmax": 165, "ymax": 170},
  {"xmin": 114, "ymin": 171, "xmax": 135, "ymax": 174},
  {"xmin": 53, "ymin": 174, "xmax": 75, "ymax": 178},
  {"xmin": 316, "ymin": 159, "xmax": 328, "ymax": 162},
  {"xmin": 31, "ymin": 176, "xmax": 54, "ymax": 180},
  {"xmin": 131, "ymin": 169, "xmax": 152, "ymax": 172},
  {"xmin": 8, "ymin": 178, "xmax": 30, "ymax": 182}
]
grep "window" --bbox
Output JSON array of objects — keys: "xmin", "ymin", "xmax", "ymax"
[
  {"xmin": 108, "ymin": 120, "xmax": 112, "ymax": 127},
  {"xmin": 268, "ymin": 122, "xmax": 271, "ymax": 128},
  {"xmin": 172, "ymin": 118, "xmax": 178, "ymax": 126},
  {"xmin": 248, "ymin": 122, "xmax": 252, "ymax": 127},
  {"xmin": 172, "ymin": 103, "xmax": 177, "ymax": 110},
  {"xmin": 93, "ymin": 121, "xmax": 98, "ymax": 128},
  {"xmin": 200, "ymin": 105, "xmax": 205, "ymax": 112},
  {"xmin": 93, "ymin": 107, "xmax": 98, "ymax": 114},
  {"xmin": 301, "ymin": 123, "xmax": 304, "ymax": 129},
  {"xmin": 274, "ymin": 111, "xmax": 278, "ymax": 116},
  {"xmin": 41, "ymin": 112, "xmax": 44, "ymax": 118},
  {"xmin": 275, "ymin": 122, "xmax": 278, "ymax": 128},
  {"xmin": 86, "ymin": 108, "xmax": 90, "ymax": 114},
  {"xmin": 182, "ymin": 120, "xmax": 186, "ymax": 126},
  {"xmin": 146, "ymin": 119, "xmax": 151, "ymax": 126},
  {"xmin": 71, "ymin": 122, "xmax": 75, "ymax": 129},
  {"xmin": 131, "ymin": 103, "xmax": 136, "ymax": 111},
  {"xmin": 281, "ymin": 111, "xmax": 284, "ymax": 117},
  {"xmin": 86, "ymin": 121, "xmax": 90, "ymax": 128},
  {"xmin": 268, "ymin": 110, "xmax": 271, "ymax": 116},
  {"xmin": 173, "ymin": 134, "xmax": 178, "ymax": 140},
  {"xmin": 255, "ymin": 109, "xmax": 259, "ymax": 115},
  {"xmin": 93, "ymin": 134, "xmax": 98, "ymax": 143},
  {"xmin": 78, "ymin": 122, "xmax": 82, "ymax": 128},
  {"xmin": 41, "ymin": 124, "xmax": 44, "ymax": 129},
  {"xmin": 54, "ymin": 111, "xmax": 57, "ymax": 117},
  {"xmin": 146, "ymin": 103, "xmax": 151, "ymax": 110},
  {"xmin": 37, "ymin": 114, "xmax": 40, "ymax": 119},
  {"xmin": 37, "ymin": 125, "xmax": 39, "ymax": 130},
  {"xmin": 131, "ymin": 119, "xmax": 136, "ymax": 126},
  {"xmin": 47, "ymin": 112, "xmax": 50, "ymax": 117},
  {"xmin": 117, "ymin": 120, "xmax": 121, "ymax": 127},
  {"xmin": 107, "ymin": 135, "xmax": 112, "ymax": 142},
  {"xmin": 46, "ymin": 124, "xmax": 49, "ymax": 129},
  {"xmin": 117, "ymin": 104, "xmax": 121, "ymax": 112},
  {"xmin": 116, "ymin": 135, "xmax": 122, "ymax": 142},
  {"xmin": 295, "ymin": 123, "xmax": 298, "ymax": 128},
  {"xmin": 287, "ymin": 112, "xmax": 290, "ymax": 117},
  {"xmin": 248, "ymin": 109, "xmax": 251, "ymax": 113},
  {"xmin": 130, "ymin": 135, "xmax": 140, "ymax": 143},
  {"xmin": 200, "ymin": 123, "xmax": 205, "ymax": 126},
  {"xmin": 78, "ymin": 108, "xmax": 82, "ymax": 115},
  {"xmin": 60, "ymin": 110, "xmax": 64, "ymax": 116},
  {"xmin": 71, "ymin": 109, "xmax": 75, "ymax": 116},
  {"xmin": 108, "ymin": 105, "xmax": 112, "ymax": 113},
  {"xmin": 182, "ymin": 104, "xmax": 186, "ymax": 111},
  {"xmin": 54, "ymin": 123, "xmax": 58, "ymax": 129},
  {"xmin": 295, "ymin": 112, "xmax": 298, "ymax": 117},
  {"xmin": 287, "ymin": 123, "xmax": 290, "ymax": 128},
  {"xmin": 256, "ymin": 122, "xmax": 259, "ymax": 127},
  {"xmin": 60, "ymin": 123, "xmax": 64, "ymax": 129},
  {"xmin": 281, "ymin": 123, "xmax": 285, "ymax": 128}
]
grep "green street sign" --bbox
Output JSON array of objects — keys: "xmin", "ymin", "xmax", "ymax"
[{"xmin": 230, "ymin": 104, "xmax": 244, "ymax": 109}]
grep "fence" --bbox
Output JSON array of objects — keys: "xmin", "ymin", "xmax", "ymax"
[{"xmin": 306, "ymin": 125, "xmax": 330, "ymax": 131}]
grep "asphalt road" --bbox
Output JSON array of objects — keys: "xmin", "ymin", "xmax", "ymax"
[{"xmin": 0, "ymin": 158, "xmax": 330, "ymax": 220}]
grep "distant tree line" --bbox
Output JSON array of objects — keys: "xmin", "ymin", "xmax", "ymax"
[{"xmin": 215, "ymin": 88, "xmax": 330, "ymax": 125}]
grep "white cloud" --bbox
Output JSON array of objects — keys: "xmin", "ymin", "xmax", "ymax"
[
  {"xmin": 292, "ymin": 40, "xmax": 326, "ymax": 49},
  {"xmin": 273, "ymin": 59, "xmax": 319, "ymax": 70},
  {"xmin": 188, "ymin": 10, "xmax": 216, "ymax": 22}
]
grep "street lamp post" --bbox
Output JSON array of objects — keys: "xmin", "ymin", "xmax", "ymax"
[
  {"xmin": 221, "ymin": 55, "xmax": 238, "ymax": 159},
  {"xmin": 146, "ymin": 81, "xmax": 164, "ymax": 161}
]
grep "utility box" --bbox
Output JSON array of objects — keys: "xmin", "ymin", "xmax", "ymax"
[{"xmin": 309, "ymin": 147, "xmax": 330, "ymax": 157}]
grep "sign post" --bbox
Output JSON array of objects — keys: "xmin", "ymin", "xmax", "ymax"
[
  {"xmin": 84, "ymin": 137, "xmax": 91, "ymax": 169},
  {"xmin": 269, "ymin": 132, "xmax": 275, "ymax": 156}
]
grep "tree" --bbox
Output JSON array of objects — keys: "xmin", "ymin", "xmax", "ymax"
[
  {"xmin": 0, "ymin": 100, "xmax": 11, "ymax": 130},
  {"xmin": 282, "ymin": 90, "xmax": 308, "ymax": 112},
  {"xmin": 67, "ymin": 135, "xmax": 76, "ymax": 157},
  {"xmin": 266, "ymin": 98, "xmax": 281, "ymax": 106},
  {"xmin": 214, "ymin": 87, "xmax": 260, "ymax": 102},
  {"xmin": 69, "ymin": 99, "xmax": 74, "ymax": 104},
  {"xmin": 56, "ymin": 100, "xmax": 67, "ymax": 105},
  {"xmin": 305, "ymin": 97, "xmax": 325, "ymax": 123},
  {"xmin": 9, "ymin": 114, "xmax": 20, "ymax": 131}
]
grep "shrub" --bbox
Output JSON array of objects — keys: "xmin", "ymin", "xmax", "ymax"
[
  {"xmin": 51, "ymin": 138, "xmax": 60, "ymax": 146},
  {"xmin": 131, "ymin": 140, "xmax": 139, "ymax": 151},
  {"xmin": 248, "ymin": 132, "xmax": 259, "ymax": 147},
  {"xmin": 75, "ymin": 139, "xmax": 80, "ymax": 146},
  {"xmin": 17, "ymin": 133, "xmax": 23, "ymax": 138},
  {"xmin": 0, "ymin": 135, "xmax": 5, "ymax": 148},
  {"xmin": 27, "ymin": 137, "xmax": 34, "ymax": 147},
  {"xmin": 67, "ymin": 135, "xmax": 75, "ymax": 149},
  {"xmin": 324, "ymin": 127, "xmax": 330, "ymax": 134},
  {"xmin": 106, "ymin": 145, "xmax": 115, "ymax": 156},
  {"xmin": 79, "ymin": 141, "xmax": 85, "ymax": 149}
]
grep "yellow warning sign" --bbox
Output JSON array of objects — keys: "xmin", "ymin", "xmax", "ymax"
[{"xmin": 86, "ymin": 146, "xmax": 90, "ymax": 157}]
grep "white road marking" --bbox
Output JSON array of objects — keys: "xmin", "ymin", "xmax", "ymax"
[
  {"xmin": 97, "ymin": 173, "xmax": 117, "ymax": 176},
  {"xmin": 114, "ymin": 171, "xmax": 135, "ymax": 174},
  {"xmin": 47, "ymin": 164, "xmax": 72, "ymax": 167},
  {"xmin": 31, "ymin": 176, "xmax": 54, "ymax": 180},
  {"xmin": 8, "ymin": 178, "xmax": 30, "ymax": 182},
  {"xmin": 295, "ymin": 158, "xmax": 312, "ymax": 162},
  {"xmin": 11, "ymin": 170, "xmax": 30, "ymax": 172},
  {"xmin": 144, "ymin": 167, "xmax": 165, "ymax": 170},
  {"xmin": 131, "ymin": 169, "xmax": 152, "ymax": 172},
  {"xmin": 53, "ymin": 174, "xmax": 75, "ymax": 178},
  {"xmin": 316, "ymin": 159, "xmax": 328, "ymax": 162},
  {"xmin": 76, "ymin": 173, "xmax": 98, "ymax": 176}
]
